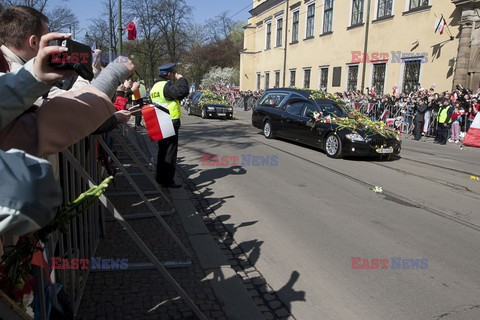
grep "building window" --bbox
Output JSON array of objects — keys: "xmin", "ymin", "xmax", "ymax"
[
  {"xmin": 347, "ymin": 65, "xmax": 358, "ymax": 91},
  {"xmin": 402, "ymin": 60, "xmax": 421, "ymax": 94},
  {"xmin": 274, "ymin": 71, "xmax": 280, "ymax": 88},
  {"xmin": 351, "ymin": 0, "xmax": 364, "ymax": 25},
  {"xmin": 320, "ymin": 68, "xmax": 329, "ymax": 90},
  {"xmin": 290, "ymin": 70, "xmax": 296, "ymax": 87},
  {"xmin": 266, "ymin": 21, "xmax": 272, "ymax": 50},
  {"xmin": 303, "ymin": 69, "xmax": 311, "ymax": 88},
  {"xmin": 276, "ymin": 17, "xmax": 283, "ymax": 47},
  {"xmin": 323, "ymin": 0, "xmax": 334, "ymax": 33},
  {"xmin": 256, "ymin": 73, "xmax": 261, "ymax": 90},
  {"xmin": 372, "ymin": 63, "xmax": 386, "ymax": 94},
  {"xmin": 265, "ymin": 72, "xmax": 270, "ymax": 89},
  {"xmin": 410, "ymin": 0, "xmax": 429, "ymax": 10},
  {"xmin": 332, "ymin": 66, "xmax": 342, "ymax": 87},
  {"xmin": 306, "ymin": 3, "xmax": 315, "ymax": 38},
  {"xmin": 292, "ymin": 10, "xmax": 299, "ymax": 42},
  {"xmin": 377, "ymin": 0, "xmax": 393, "ymax": 18}
]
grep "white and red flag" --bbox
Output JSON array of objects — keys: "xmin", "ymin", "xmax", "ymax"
[
  {"xmin": 125, "ymin": 17, "xmax": 139, "ymax": 40},
  {"xmin": 141, "ymin": 104, "xmax": 175, "ymax": 141},
  {"xmin": 380, "ymin": 109, "xmax": 390, "ymax": 121},
  {"xmin": 434, "ymin": 15, "xmax": 447, "ymax": 35},
  {"xmin": 463, "ymin": 113, "xmax": 480, "ymax": 148}
]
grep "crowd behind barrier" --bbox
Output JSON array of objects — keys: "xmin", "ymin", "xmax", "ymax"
[
  {"xmin": 1, "ymin": 3, "xmax": 479, "ymax": 318},
  {"xmin": 0, "ymin": 5, "xmax": 144, "ymax": 318},
  {"xmin": 204, "ymin": 84, "xmax": 479, "ymax": 143}
]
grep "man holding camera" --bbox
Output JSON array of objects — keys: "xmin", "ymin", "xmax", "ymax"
[{"xmin": 150, "ymin": 63, "xmax": 189, "ymax": 188}]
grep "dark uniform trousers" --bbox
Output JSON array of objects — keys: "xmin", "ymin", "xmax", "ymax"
[
  {"xmin": 156, "ymin": 119, "xmax": 181, "ymax": 185},
  {"xmin": 435, "ymin": 123, "xmax": 450, "ymax": 144}
]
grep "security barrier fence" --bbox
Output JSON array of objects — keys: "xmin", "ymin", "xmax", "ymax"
[{"xmin": 0, "ymin": 126, "xmax": 207, "ymax": 320}]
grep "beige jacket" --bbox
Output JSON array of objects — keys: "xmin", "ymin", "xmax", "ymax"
[{"xmin": 0, "ymin": 86, "xmax": 115, "ymax": 157}]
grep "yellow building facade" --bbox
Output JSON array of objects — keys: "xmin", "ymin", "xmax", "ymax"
[{"xmin": 240, "ymin": 0, "xmax": 480, "ymax": 94}]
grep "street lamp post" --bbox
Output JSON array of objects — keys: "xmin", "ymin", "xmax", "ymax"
[{"xmin": 72, "ymin": 26, "xmax": 89, "ymax": 41}]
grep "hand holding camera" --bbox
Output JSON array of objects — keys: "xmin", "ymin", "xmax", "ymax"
[{"xmin": 35, "ymin": 32, "xmax": 76, "ymax": 84}]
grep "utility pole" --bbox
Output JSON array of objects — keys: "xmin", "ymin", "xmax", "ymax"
[
  {"xmin": 118, "ymin": 0, "xmax": 123, "ymax": 56},
  {"xmin": 282, "ymin": 0, "xmax": 290, "ymax": 87},
  {"xmin": 361, "ymin": 0, "xmax": 372, "ymax": 92},
  {"xmin": 109, "ymin": 0, "xmax": 114, "ymax": 62}
]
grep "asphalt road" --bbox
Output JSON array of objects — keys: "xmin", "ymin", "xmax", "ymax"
[{"xmin": 178, "ymin": 109, "xmax": 480, "ymax": 320}]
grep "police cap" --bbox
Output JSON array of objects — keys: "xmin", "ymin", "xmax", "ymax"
[{"xmin": 158, "ymin": 63, "xmax": 175, "ymax": 75}]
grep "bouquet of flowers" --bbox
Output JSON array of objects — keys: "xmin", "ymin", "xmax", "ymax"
[
  {"xmin": 198, "ymin": 90, "xmax": 229, "ymax": 107},
  {"xmin": 0, "ymin": 176, "xmax": 113, "ymax": 312}
]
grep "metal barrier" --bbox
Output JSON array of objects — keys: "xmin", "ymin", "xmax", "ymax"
[{"xmin": 1, "ymin": 125, "xmax": 208, "ymax": 319}]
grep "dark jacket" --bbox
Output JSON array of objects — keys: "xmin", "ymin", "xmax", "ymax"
[
  {"xmin": 158, "ymin": 75, "xmax": 190, "ymax": 101},
  {"xmin": 414, "ymin": 103, "xmax": 428, "ymax": 122}
]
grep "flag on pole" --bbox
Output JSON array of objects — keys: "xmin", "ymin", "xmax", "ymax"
[
  {"xmin": 125, "ymin": 17, "xmax": 139, "ymax": 40},
  {"xmin": 380, "ymin": 109, "xmax": 390, "ymax": 121},
  {"xmin": 142, "ymin": 104, "xmax": 176, "ymax": 141},
  {"xmin": 434, "ymin": 15, "xmax": 447, "ymax": 35}
]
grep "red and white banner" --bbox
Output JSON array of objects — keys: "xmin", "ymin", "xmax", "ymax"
[
  {"xmin": 434, "ymin": 15, "xmax": 447, "ymax": 35},
  {"xmin": 463, "ymin": 113, "xmax": 480, "ymax": 148},
  {"xmin": 125, "ymin": 17, "xmax": 139, "ymax": 40},
  {"xmin": 141, "ymin": 104, "xmax": 175, "ymax": 141}
]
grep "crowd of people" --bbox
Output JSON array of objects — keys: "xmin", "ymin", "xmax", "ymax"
[
  {"xmin": 0, "ymin": 5, "xmax": 140, "ymax": 236},
  {"xmin": 334, "ymin": 86, "xmax": 479, "ymax": 144}
]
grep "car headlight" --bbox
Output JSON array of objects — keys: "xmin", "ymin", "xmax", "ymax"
[
  {"xmin": 345, "ymin": 133, "xmax": 365, "ymax": 142},
  {"xmin": 227, "ymin": 107, "xmax": 233, "ymax": 111},
  {"xmin": 207, "ymin": 107, "xmax": 215, "ymax": 111}
]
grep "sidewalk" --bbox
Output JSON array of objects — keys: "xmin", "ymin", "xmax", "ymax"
[{"xmin": 76, "ymin": 123, "xmax": 267, "ymax": 320}]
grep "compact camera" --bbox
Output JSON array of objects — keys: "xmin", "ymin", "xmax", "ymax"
[{"xmin": 49, "ymin": 39, "xmax": 94, "ymax": 81}]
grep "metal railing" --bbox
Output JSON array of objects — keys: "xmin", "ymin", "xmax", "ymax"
[{"xmin": 1, "ymin": 125, "xmax": 208, "ymax": 319}]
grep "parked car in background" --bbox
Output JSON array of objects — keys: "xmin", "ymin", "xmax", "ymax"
[
  {"xmin": 252, "ymin": 88, "xmax": 401, "ymax": 159},
  {"xmin": 186, "ymin": 90, "xmax": 233, "ymax": 119}
]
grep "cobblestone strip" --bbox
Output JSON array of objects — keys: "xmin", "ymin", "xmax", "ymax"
[{"xmin": 177, "ymin": 165, "xmax": 297, "ymax": 320}]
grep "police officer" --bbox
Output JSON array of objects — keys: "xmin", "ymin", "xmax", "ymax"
[
  {"xmin": 150, "ymin": 63, "xmax": 189, "ymax": 188},
  {"xmin": 434, "ymin": 98, "xmax": 453, "ymax": 145}
]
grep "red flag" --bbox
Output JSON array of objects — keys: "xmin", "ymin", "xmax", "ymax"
[
  {"xmin": 141, "ymin": 104, "xmax": 176, "ymax": 141},
  {"xmin": 125, "ymin": 18, "xmax": 139, "ymax": 40}
]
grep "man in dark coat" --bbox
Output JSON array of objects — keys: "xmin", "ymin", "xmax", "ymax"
[{"xmin": 413, "ymin": 97, "xmax": 428, "ymax": 140}]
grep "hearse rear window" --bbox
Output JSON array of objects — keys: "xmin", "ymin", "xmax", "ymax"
[{"xmin": 259, "ymin": 93, "xmax": 288, "ymax": 108}]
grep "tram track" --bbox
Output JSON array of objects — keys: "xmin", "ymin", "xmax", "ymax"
[{"xmin": 249, "ymin": 135, "xmax": 480, "ymax": 233}]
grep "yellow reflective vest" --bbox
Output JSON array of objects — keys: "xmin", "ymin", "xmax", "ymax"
[
  {"xmin": 150, "ymin": 81, "xmax": 181, "ymax": 119},
  {"xmin": 437, "ymin": 105, "xmax": 452, "ymax": 124}
]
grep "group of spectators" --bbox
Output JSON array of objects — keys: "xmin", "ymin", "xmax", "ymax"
[
  {"xmin": 0, "ymin": 5, "xmax": 141, "ymax": 237},
  {"xmin": 332, "ymin": 86, "xmax": 479, "ymax": 144}
]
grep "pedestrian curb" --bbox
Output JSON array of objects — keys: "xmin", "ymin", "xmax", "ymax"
[{"xmin": 135, "ymin": 127, "xmax": 264, "ymax": 320}]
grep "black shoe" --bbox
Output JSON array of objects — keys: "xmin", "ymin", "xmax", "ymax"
[
  {"xmin": 433, "ymin": 141, "xmax": 440, "ymax": 144},
  {"xmin": 163, "ymin": 183, "xmax": 182, "ymax": 188}
]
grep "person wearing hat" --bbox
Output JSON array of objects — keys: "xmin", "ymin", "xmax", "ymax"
[
  {"xmin": 434, "ymin": 97, "xmax": 453, "ymax": 145},
  {"xmin": 150, "ymin": 62, "xmax": 189, "ymax": 188}
]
